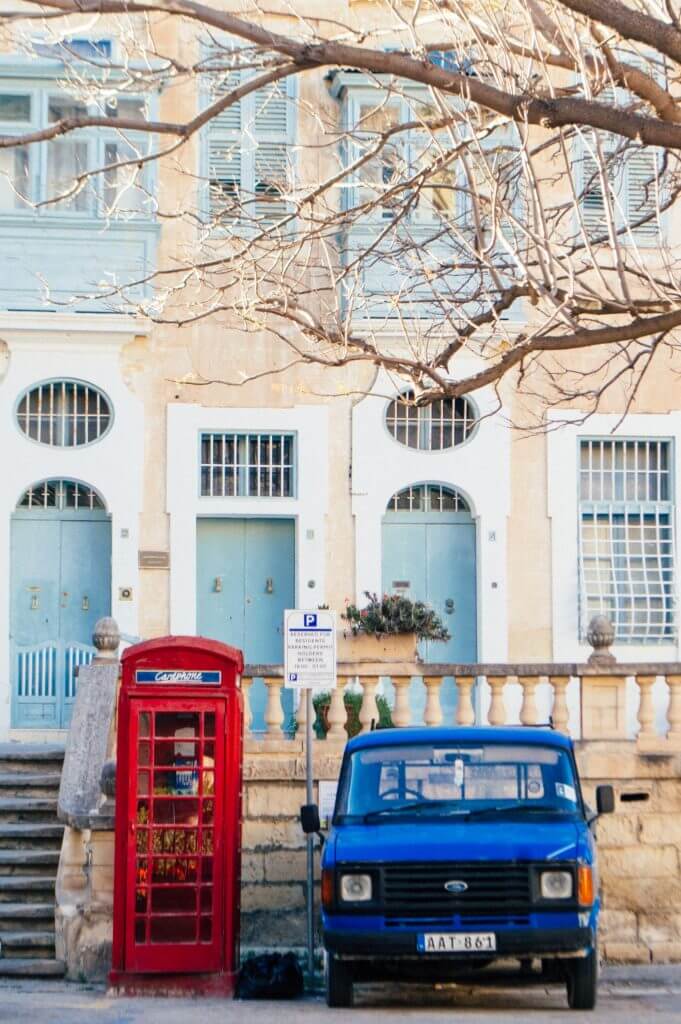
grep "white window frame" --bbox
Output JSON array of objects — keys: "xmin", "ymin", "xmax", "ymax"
[
  {"xmin": 0, "ymin": 77, "xmax": 155, "ymax": 219},
  {"xmin": 547, "ymin": 412, "xmax": 681, "ymax": 662}
]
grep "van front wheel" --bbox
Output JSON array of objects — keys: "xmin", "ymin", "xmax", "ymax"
[
  {"xmin": 326, "ymin": 956, "xmax": 353, "ymax": 1008},
  {"xmin": 566, "ymin": 948, "xmax": 598, "ymax": 1010}
]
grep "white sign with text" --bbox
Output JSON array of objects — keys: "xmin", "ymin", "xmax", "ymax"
[{"xmin": 284, "ymin": 609, "xmax": 337, "ymax": 689}]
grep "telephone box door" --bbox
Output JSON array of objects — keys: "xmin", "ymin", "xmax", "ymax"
[{"xmin": 126, "ymin": 699, "xmax": 225, "ymax": 973}]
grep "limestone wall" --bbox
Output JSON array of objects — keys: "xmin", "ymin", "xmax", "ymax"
[{"xmin": 55, "ymin": 739, "xmax": 681, "ymax": 980}]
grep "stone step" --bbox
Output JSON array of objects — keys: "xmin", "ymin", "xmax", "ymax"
[
  {"xmin": 0, "ymin": 877, "xmax": 55, "ymax": 894},
  {"xmin": 0, "ymin": 823, "xmax": 63, "ymax": 840},
  {"xmin": 0, "ymin": 746, "xmax": 65, "ymax": 777},
  {"xmin": 0, "ymin": 903, "xmax": 55, "ymax": 921},
  {"xmin": 0, "ymin": 797, "xmax": 58, "ymax": 818},
  {"xmin": 0, "ymin": 930, "xmax": 55, "ymax": 950},
  {"xmin": 0, "ymin": 850, "xmax": 60, "ymax": 869},
  {"xmin": 0, "ymin": 957, "xmax": 65, "ymax": 977},
  {"xmin": 0, "ymin": 773, "xmax": 61, "ymax": 790}
]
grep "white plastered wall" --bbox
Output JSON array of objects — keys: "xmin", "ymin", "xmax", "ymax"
[
  {"xmin": 166, "ymin": 403, "xmax": 329, "ymax": 635},
  {"xmin": 0, "ymin": 313, "xmax": 145, "ymax": 740},
  {"xmin": 351, "ymin": 369, "xmax": 512, "ymax": 662}
]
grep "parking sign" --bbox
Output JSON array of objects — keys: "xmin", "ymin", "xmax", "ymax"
[{"xmin": 284, "ymin": 609, "xmax": 337, "ymax": 689}]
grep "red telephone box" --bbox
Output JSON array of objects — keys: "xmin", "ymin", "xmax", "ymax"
[{"xmin": 110, "ymin": 636, "xmax": 244, "ymax": 995}]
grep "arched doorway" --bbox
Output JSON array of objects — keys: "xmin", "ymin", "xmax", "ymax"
[
  {"xmin": 381, "ymin": 483, "xmax": 477, "ymax": 663},
  {"xmin": 10, "ymin": 479, "xmax": 112, "ymax": 729}
]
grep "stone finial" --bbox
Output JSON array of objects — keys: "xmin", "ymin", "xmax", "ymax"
[
  {"xmin": 92, "ymin": 617, "xmax": 121, "ymax": 661},
  {"xmin": 586, "ymin": 614, "xmax": 616, "ymax": 666}
]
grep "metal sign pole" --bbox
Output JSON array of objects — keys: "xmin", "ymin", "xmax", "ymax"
[{"xmin": 305, "ymin": 686, "xmax": 314, "ymax": 976}]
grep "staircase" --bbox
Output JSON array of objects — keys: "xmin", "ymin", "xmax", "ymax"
[{"xmin": 0, "ymin": 744, "xmax": 66, "ymax": 977}]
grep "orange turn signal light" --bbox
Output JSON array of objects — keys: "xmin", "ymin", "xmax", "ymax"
[
  {"xmin": 321, "ymin": 869, "xmax": 334, "ymax": 910},
  {"xmin": 578, "ymin": 865, "xmax": 594, "ymax": 906}
]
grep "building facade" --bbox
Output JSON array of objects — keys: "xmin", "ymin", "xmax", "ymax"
[{"xmin": 0, "ymin": 15, "xmax": 680, "ymax": 742}]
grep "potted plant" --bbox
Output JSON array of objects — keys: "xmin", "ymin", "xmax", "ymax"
[{"xmin": 339, "ymin": 591, "xmax": 450, "ymax": 662}]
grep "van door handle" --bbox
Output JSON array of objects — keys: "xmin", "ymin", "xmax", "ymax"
[{"xmin": 445, "ymin": 599, "xmax": 455, "ymax": 614}]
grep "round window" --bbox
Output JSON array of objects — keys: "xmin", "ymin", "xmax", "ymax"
[
  {"xmin": 385, "ymin": 391, "xmax": 476, "ymax": 450},
  {"xmin": 16, "ymin": 379, "xmax": 112, "ymax": 447}
]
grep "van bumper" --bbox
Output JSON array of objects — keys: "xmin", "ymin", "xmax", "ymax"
[{"xmin": 324, "ymin": 926, "xmax": 594, "ymax": 958}]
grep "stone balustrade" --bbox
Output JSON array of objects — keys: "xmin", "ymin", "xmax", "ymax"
[{"xmin": 241, "ymin": 661, "xmax": 681, "ymax": 751}]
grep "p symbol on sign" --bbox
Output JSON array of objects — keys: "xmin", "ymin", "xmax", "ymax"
[{"xmin": 304, "ymin": 613, "xmax": 317, "ymax": 627}]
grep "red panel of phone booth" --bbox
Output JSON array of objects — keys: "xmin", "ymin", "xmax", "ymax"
[{"xmin": 110, "ymin": 637, "xmax": 244, "ymax": 995}]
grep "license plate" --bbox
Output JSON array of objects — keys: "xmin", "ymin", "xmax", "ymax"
[{"xmin": 417, "ymin": 932, "xmax": 496, "ymax": 953}]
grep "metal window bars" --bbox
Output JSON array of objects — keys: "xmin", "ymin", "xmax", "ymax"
[
  {"xmin": 387, "ymin": 484, "xmax": 469, "ymax": 513},
  {"xmin": 17, "ymin": 479, "xmax": 105, "ymax": 511},
  {"xmin": 16, "ymin": 380, "xmax": 112, "ymax": 447},
  {"xmin": 200, "ymin": 433, "xmax": 295, "ymax": 497},
  {"xmin": 578, "ymin": 440, "xmax": 676, "ymax": 643},
  {"xmin": 385, "ymin": 393, "xmax": 476, "ymax": 450}
]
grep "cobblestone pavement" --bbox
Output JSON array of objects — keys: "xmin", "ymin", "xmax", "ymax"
[{"xmin": 1, "ymin": 967, "xmax": 680, "ymax": 1023}]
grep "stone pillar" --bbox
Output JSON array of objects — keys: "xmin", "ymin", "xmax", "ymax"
[
  {"xmin": 519, "ymin": 676, "xmax": 539, "ymax": 725},
  {"xmin": 456, "ymin": 676, "xmax": 475, "ymax": 726},
  {"xmin": 667, "ymin": 675, "xmax": 681, "ymax": 747},
  {"xmin": 423, "ymin": 677, "xmax": 443, "ymax": 727},
  {"xmin": 487, "ymin": 676, "xmax": 507, "ymax": 727},
  {"xmin": 326, "ymin": 683, "xmax": 347, "ymax": 741},
  {"xmin": 392, "ymin": 676, "xmax": 412, "ymax": 728},
  {"xmin": 241, "ymin": 676, "xmax": 253, "ymax": 737},
  {"xmin": 264, "ymin": 677, "xmax": 284, "ymax": 737},
  {"xmin": 358, "ymin": 677, "xmax": 379, "ymax": 733},
  {"xmin": 550, "ymin": 675, "xmax": 570, "ymax": 734},
  {"xmin": 636, "ymin": 675, "xmax": 657, "ymax": 744}
]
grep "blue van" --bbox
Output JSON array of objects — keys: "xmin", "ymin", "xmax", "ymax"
[{"xmin": 301, "ymin": 726, "xmax": 614, "ymax": 1010}]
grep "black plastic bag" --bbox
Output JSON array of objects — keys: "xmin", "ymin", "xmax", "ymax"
[{"xmin": 236, "ymin": 952, "xmax": 304, "ymax": 1000}]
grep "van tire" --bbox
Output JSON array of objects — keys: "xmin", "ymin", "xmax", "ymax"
[
  {"xmin": 326, "ymin": 956, "xmax": 353, "ymax": 1008},
  {"xmin": 566, "ymin": 948, "xmax": 597, "ymax": 1010}
]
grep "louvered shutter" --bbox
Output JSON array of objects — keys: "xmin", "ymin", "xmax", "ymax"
[
  {"xmin": 208, "ymin": 71, "xmax": 242, "ymax": 219},
  {"xmin": 252, "ymin": 82, "xmax": 290, "ymax": 222},
  {"xmin": 626, "ymin": 145, "xmax": 660, "ymax": 242}
]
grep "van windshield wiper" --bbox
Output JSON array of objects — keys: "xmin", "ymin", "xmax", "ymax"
[
  {"xmin": 363, "ymin": 800, "xmax": 462, "ymax": 822},
  {"xmin": 458, "ymin": 803, "xmax": 571, "ymax": 820}
]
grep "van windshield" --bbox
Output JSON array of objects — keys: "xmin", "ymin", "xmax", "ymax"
[{"xmin": 335, "ymin": 742, "xmax": 581, "ymax": 822}]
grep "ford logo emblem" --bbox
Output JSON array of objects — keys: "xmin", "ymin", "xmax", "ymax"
[{"xmin": 444, "ymin": 880, "xmax": 468, "ymax": 894}]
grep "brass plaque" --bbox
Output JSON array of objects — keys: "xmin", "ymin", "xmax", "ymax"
[{"xmin": 138, "ymin": 550, "xmax": 170, "ymax": 569}]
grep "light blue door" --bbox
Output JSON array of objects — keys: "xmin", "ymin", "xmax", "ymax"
[
  {"xmin": 382, "ymin": 484, "xmax": 477, "ymax": 721},
  {"xmin": 11, "ymin": 511, "xmax": 112, "ymax": 729},
  {"xmin": 196, "ymin": 518, "xmax": 295, "ymax": 732}
]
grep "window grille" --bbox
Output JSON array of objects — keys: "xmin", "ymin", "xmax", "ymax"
[
  {"xmin": 17, "ymin": 479, "xmax": 105, "ymax": 510},
  {"xmin": 385, "ymin": 392, "xmax": 476, "ymax": 450},
  {"xmin": 16, "ymin": 380, "xmax": 112, "ymax": 447},
  {"xmin": 387, "ymin": 484, "xmax": 469, "ymax": 513},
  {"xmin": 578, "ymin": 440, "xmax": 676, "ymax": 643},
  {"xmin": 200, "ymin": 433, "xmax": 295, "ymax": 497}
]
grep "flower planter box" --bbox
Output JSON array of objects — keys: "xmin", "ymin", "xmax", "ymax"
[{"xmin": 336, "ymin": 630, "xmax": 418, "ymax": 663}]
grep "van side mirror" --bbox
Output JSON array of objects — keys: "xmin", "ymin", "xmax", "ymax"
[
  {"xmin": 596, "ymin": 784, "xmax": 615, "ymax": 815},
  {"xmin": 300, "ymin": 803, "xmax": 321, "ymax": 835}
]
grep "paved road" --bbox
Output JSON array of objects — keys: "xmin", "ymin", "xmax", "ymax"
[{"xmin": 1, "ymin": 968, "xmax": 680, "ymax": 1023}]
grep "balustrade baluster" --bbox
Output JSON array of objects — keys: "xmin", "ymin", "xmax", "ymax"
[
  {"xmin": 549, "ymin": 675, "xmax": 570, "ymax": 734},
  {"xmin": 487, "ymin": 676, "xmax": 507, "ymax": 726},
  {"xmin": 667, "ymin": 675, "xmax": 681, "ymax": 746},
  {"xmin": 241, "ymin": 676, "xmax": 253, "ymax": 737},
  {"xmin": 423, "ymin": 677, "xmax": 443, "ymax": 727},
  {"xmin": 263, "ymin": 676, "xmax": 284, "ymax": 737},
  {"xmin": 327, "ymin": 680, "xmax": 347, "ymax": 741},
  {"xmin": 359, "ymin": 677, "xmax": 379, "ymax": 734},
  {"xmin": 519, "ymin": 676, "xmax": 539, "ymax": 725},
  {"xmin": 456, "ymin": 676, "xmax": 475, "ymax": 726},
  {"xmin": 636, "ymin": 675, "xmax": 657, "ymax": 742},
  {"xmin": 392, "ymin": 676, "xmax": 412, "ymax": 728}
]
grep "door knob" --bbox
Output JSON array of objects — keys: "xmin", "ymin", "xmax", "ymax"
[
  {"xmin": 61, "ymin": 592, "xmax": 69, "ymax": 608},
  {"xmin": 82, "ymin": 596, "xmax": 89, "ymax": 612},
  {"xmin": 265, "ymin": 577, "xmax": 274, "ymax": 594},
  {"xmin": 213, "ymin": 576, "xmax": 223, "ymax": 593},
  {"xmin": 445, "ymin": 598, "xmax": 455, "ymax": 614},
  {"xmin": 31, "ymin": 594, "xmax": 39, "ymax": 611}
]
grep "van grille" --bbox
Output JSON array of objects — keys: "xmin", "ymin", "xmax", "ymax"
[{"xmin": 382, "ymin": 862, "xmax": 532, "ymax": 916}]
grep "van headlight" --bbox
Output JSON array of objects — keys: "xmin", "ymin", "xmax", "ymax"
[
  {"xmin": 540, "ymin": 870, "xmax": 573, "ymax": 899},
  {"xmin": 339, "ymin": 874, "xmax": 373, "ymax": 902}
]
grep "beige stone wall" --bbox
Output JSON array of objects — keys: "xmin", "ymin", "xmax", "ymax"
[{"xmin": 55, "ymin": 739, "xmax": 681, "ymax": 978}]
